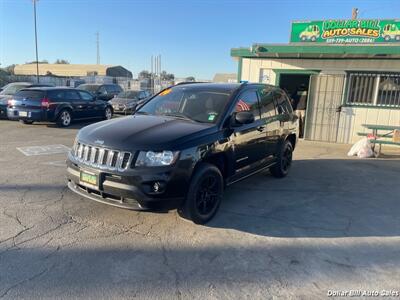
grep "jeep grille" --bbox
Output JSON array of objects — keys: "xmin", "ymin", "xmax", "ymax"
[{"xmin": 74, "ymin": 142, "xmax": 133, "ymax": 171}]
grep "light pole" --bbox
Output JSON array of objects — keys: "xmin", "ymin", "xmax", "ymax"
[{"xmin": 33, "ymin": 0, "xmax": 39, "ymax": 83}]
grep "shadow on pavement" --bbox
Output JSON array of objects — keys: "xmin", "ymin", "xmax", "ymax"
[{"xmin": 208, "ymin": 158, "xmax": 400, "ymax": 238}]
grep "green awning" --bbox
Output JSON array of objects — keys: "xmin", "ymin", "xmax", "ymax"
[{"xmin": 231, "ymin": 44, "xmax": 400, "ymax": 59}]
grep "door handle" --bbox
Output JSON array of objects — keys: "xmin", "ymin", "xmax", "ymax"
[{"xmin": 257, "ymin": 126, "xmax": 265, "ymax": 132}]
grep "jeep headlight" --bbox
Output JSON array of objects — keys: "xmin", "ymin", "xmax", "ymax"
[{"xmin": 135, "ymin": 151, "xmax": 179, "ymax": 167}]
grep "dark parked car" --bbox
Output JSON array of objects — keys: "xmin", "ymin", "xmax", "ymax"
[
  {"xmin": 109, "ymin": 90, "xmax": 152, "ymax": 114},
  {"xmin": 7, "ymin": 87, "xmax": 113, "ymax": 127},
  {"xmin": 0, "ymin": 82, "xmax": 52, "ymax": 118},
  {"xmin": 67, "ymin": 83, "xmax": 297, "ymax": 224},
  {"xmin": 77, "ymin": 84, "xmax": 123, "ymax": 101}
]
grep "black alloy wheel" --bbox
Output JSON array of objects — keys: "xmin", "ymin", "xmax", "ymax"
[
  {"xmin": 178, "ymin": 163, "xmax": 223, "ymax": 224},
  {"xmin": 270, "ymin": 140, "xmax": 293, "ymax": 178}
]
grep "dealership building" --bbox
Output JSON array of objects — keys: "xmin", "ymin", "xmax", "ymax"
[{"xmin": 231, "ymin": 19, "xmax": 400, "ymax": 143}]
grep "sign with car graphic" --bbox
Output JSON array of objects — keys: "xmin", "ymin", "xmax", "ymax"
[{"xmin": 290, "ymin": 19, "xmax": 400, "ymax": 43}]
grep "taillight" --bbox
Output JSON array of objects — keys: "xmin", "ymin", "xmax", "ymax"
[{"xmin": 41, "ymin": 98, "xmax": 50, "ymax": 108}]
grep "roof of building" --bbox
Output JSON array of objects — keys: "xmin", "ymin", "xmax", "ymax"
[
  {"xmin": 212, "ymin": 73, "xmax": 237, "ymax": 83},
  {"xmin": 14, "ymin": 64, "xmax": 132, "ymax": 78},
  {"xmin": 231, "ymin": 43, "xmax": 400, "ymax": 59}
]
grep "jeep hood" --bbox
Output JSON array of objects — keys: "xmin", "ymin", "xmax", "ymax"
[{"xmin": 77, "ymin": 114, "xmax": 216, "ymax": 151}]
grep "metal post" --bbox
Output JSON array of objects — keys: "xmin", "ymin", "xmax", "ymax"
[
  {"xmin": 96, "ymin": 32, "xmax": 100, "ymax": 64},
  {"xmin": 33, "ymin": 0, "xmax": 39, "ymax": 83}
]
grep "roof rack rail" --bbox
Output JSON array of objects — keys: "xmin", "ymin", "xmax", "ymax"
[{"xmin": 175, "ymin": 81, "xmax": 208, "ymax": 86}]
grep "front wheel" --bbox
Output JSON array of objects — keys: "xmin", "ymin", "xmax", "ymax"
[
  {"xmin": 104, "ymin": 106, "xmax": 113, "ymax": 120},
  {"xmin": 57, "ymin": 109, "xmax": 72, "ymax": 127},
  {"xmin": 270, "ymin": 140, "xmax": 293, "ymax": 178},
  {"xmin": 178, "ymin": 163, "xmax": 223, "ymax": 224}
]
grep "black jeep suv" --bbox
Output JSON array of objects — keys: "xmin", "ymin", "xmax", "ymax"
[{"xmin": 67, "ymin": 83, "xmax": 297, "ymax": 224}]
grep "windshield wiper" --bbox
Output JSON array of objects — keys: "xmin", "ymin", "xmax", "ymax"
[
  {"xmin": 162, "ymin": 112, "xmax": 192, "ymax": 121},
  {"xmin": 135, "ymin": 111, "xmax": 149, "ymax": 115}
]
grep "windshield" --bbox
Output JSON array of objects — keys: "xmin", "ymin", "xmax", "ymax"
[
  {"xmin": 118, "ymin": 91, "xmax": 139, "ymax": 98},
  {"xmin": 0, "ymin": 83, "xmax": 30, "ymax": 95},
  {"xmin": 78, "ymin": 85, "xmax": 99, "ymax": 93},
  {"xmin": 137, "ymin": 86, "xmax": 233, "ymax": 123}
]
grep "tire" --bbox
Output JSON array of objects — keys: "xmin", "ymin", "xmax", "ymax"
[
  {"xmin": 104, "ymin": 106, "xmax": 113, "ymax": 120},
  {"xmin": 384, "ymin": 35, "xmax": 391, "ymax": 41},
  {"xmin": 396, "ymin": 35, "xmax": 400, "ymax": 41},
  {"xmin": 178, "ymin": 163, "xmax": 223, "ymax": 224},
  {"xmin": 311, "ymin": 36, "xmax": 316, "ymax": 41},
  {"xmin": 57, "ymin": 109, "xmax": 72, "ymax": 127},
  {"xmin": 270, "ymin": 140, "xmax": 293, "ymax": 178},
  {"xmin": 20, "ymin": 120, "xmax": 34, "ymax": 125}
]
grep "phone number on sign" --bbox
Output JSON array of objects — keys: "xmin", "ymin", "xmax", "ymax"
[{"xmin": 326, "ymin": 37, "xmax": 375, "ymax": 44}]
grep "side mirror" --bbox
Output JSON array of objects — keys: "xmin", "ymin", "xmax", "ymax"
[{"xmin": 231, "ymin": 111, "xmax": 255, "ymax": 127}]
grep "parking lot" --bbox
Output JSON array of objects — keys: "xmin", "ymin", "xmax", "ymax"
[{"xmin": 1, "ymin": 118, "xmax": 400, "ymax": 299}]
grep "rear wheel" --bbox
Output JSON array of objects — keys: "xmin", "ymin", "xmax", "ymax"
[
  {"xmin": 20, "ymin": 120, "xmax": 34, "ymax": 125},
  {"xmin": 57, "ymin": 109, "xmax": 72, "ymax": 127},
  {"xmin": 104, "ymin": 106, "xmax": 113, "ymax": 120},
  {"xmin": 270, "ymin": 140, "xmax": 293, "ymax": 178},
  {"xmin": 178, "ymin": 163, "xmax": 223, "ymax": 224}
]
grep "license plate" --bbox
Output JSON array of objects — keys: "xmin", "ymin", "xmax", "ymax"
[
  {"xmin": 19, "ymin": 111, "xmax": 28, "ymax": 117},
  {"xmin": 80, "ymin": 171, "xmax": 98, "ymax": 186}
]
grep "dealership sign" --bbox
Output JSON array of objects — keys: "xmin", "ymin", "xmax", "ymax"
[{"xmin": 290, "ymin": 19, "xmax": 400, "ymax": 44}]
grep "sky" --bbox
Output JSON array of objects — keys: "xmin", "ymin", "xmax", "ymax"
[{"xmin": 0, "ymin": 0, "xmax": 399, "ymax": 79}]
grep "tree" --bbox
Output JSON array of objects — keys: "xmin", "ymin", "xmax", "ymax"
[
  {"xmin": 161, "ymin": 71, "xmax": 174, "ymax": 81},
  {"xmin": 26, "ymin": 60, "xmax": 48, "ymax": 64},
  {"xmin": 138, "ymin": 70, "xmax": 151, "ymax": 80},
  {"xmin": 185, "ymin": 76, "xmax": 195, "ymax": 82},
  {"xmin": 54, "ymin": 59, "xmax": 70, "ymax": 64},
  {"xmin": 3, "ymin": 64, "xmax": 16, "ymax": 75}
]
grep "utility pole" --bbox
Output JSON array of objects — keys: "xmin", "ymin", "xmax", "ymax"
[
  {"xmin": 33, "ymin": 0, "xmax": 39, "ymax": 83},
  {"xmin": 96, "ymin": 32, "xmax": 100, "ymax": 64},
  {"xmin": 151, "ymin": 55, "xmax": 154, "ymax": 94},
  {"xmin": 351, "ymin": 8, "xmax": 359, "ymax": 20}
]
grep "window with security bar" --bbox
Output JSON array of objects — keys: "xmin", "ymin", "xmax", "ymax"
[{"xmin": 346, "ymin": 73, "xmax": 400, "ymax": 107}]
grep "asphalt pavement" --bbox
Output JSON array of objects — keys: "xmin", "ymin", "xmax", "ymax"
[{"xmin": 1, "ymin": 118, "xmax": 400, "ymax": 299}]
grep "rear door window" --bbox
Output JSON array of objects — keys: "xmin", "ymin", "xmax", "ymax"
[
  {"xmin": 114, "ymin": 85, "xmax": 122, "ymax": 93},
  {"xmin": 48, "ymin": 90, "xmax": 65, "ymax": 101},
  {"xmin": 105, "ymin": 85, "xmax": 115, "ymax": 94},
  {"xmin": 274, "ymin": 89, "xmax": 293, "ymax": 115},
  {"xmin": 99, "ymin": 86, "xmax": 107, "ymax": 94},
  {"xmin": 64, "ymin": 90, "xmax": 81, "ymax": 100},
  {"xmin": 258, "ymin": 88, "xmax": 276, "ymax": 119},
  {"xmin": 78, "ymin": 91, "xmax": 94, "ymax": 101}
]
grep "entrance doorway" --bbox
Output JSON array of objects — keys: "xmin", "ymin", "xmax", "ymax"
[
  {"xmin": 304, "ymin": 74, "xmax": 346, "ymax": 142},
  {"xmin": 279, "ymin": 74, "xmax": 310, "ymax": 98},
  {"xmin": 279, "ymin": 74, "xmax": 311, "ymax": 138}
]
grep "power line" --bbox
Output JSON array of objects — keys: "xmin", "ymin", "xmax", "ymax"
[{"xmin": 96, "ymin": 31, "xmax": 100, "ymax": 64}]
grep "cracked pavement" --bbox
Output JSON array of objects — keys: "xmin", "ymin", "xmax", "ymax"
[{"xmin": 1, "ymin": 118, "xmax": 400, "ymax": 299}]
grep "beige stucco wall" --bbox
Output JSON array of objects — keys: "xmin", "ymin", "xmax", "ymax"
[
  {"xmin": 241, "ymin": 58, "xmax": 400, "ymax": 84},
  {"xmin": 337, "ymin": 107, "xmax": 400, "ymax": 143},
  {"xmin": 240, "ymin": 57, "xmax": 400, "ymax": 144}
]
